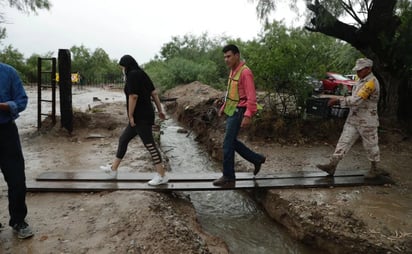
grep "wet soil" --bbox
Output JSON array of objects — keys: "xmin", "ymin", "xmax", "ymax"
[
  {"xmin": 1, "ymin": 83, "xmax": 411, "ymax": 254},
  {"xmin": 0, "ymin": 87, "xmax": 228, "ymax": 254},
  {"xmin": 164, "ymin": 82, "xmax": 412, "ymax": 254}
]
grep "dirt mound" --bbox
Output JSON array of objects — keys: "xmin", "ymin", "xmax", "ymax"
[{"xmin": 164, "ymin": 82, "xmax": 412, "ymax": 254}]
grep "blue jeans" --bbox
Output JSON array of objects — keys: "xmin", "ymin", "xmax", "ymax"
[{"xmin": 223, "ymin": 108, "xmax": 262, "ymax": 179}]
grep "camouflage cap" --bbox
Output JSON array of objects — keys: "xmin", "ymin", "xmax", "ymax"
[{"xmin": 352, "ymin": 58, "xmax": 373, "ymax": 71}]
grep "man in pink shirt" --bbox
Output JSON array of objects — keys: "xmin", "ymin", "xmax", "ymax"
[{"xmin": 213, "ymin": 44, "xmax": 266, "ymax": 187}]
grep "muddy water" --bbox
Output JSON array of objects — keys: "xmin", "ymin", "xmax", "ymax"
[
  {"xmin": 18, "ymin": 87, "xmax": 321, "ymax": 253},
  {"xmin": 161, "ymin": 121, "xmax": 321, "ymax": 254}
]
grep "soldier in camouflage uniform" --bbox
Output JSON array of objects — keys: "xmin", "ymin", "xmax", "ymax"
[{"xmin": 317, "ymin": 58, "xmax": 382, "ymax": 178}]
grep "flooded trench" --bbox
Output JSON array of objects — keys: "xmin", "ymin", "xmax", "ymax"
[
  {"xmin": 18, "ymin": 87, "xmax": 322, "ymax": 253},
  {"xmin": 161, "ymin": 119, "xmax": 322, "ymax": 254},
  {"xmin": 15, "ymin": 87, "xmax": 412, "ymax": 253}
]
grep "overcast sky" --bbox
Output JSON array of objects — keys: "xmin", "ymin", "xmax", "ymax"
[{"xmin": 2, "ymin": 0, "xmax": 303, "ymax": 64}]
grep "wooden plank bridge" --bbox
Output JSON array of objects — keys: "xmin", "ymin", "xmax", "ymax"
[{"xmin": 26, "ymin": 170, "xmax": 394, "ymax": 192}]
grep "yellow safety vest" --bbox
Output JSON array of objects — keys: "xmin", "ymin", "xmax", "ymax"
[{"xmin": 224, "ymin": 65, "xmax": 248, "ymax": 116}]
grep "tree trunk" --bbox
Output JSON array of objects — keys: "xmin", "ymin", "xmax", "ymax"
[
  {"xmin": 306, "ymin": 0, "xmax": 412, "ymax": 133},
  {"xmin": 375, "ymin": 68, "xmax": 400, "ymax": 118},
  {"xmin": 366, "ymin": 64, "xmax": 412, "ymax": 133},
  {"xmin": 398, "ymin": 76, "xmax": 412, "ymax": 131}
]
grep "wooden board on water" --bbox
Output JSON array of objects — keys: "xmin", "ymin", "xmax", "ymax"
[
  {"xmin": 36, "ymin": 170, "xmax": 368, "ymax": 182},
  {"xmin": 27, "ymin": 175, "xmax": 393, "ymax": 192}
]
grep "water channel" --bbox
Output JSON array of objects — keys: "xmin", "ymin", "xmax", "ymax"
[
  {"xmin": 19, "ymin": 87, "xmax": 323, "ymax": 253},
  {"xmin": 161, "ymin": 119, "xmax": 322, "ymax": 254}
]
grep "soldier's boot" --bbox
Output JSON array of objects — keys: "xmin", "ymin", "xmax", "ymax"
[
  {"xmin": 364, "ymin": 161, "xmax": 379, "ymax": 179},
  {"xmin": 316, "ymin": 157, "xmax": 339, "ymax": 176}
]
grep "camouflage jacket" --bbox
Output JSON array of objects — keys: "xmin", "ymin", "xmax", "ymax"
[{"xmin": 340, "ymin": 73, "xmax": 380, "ymax": 127}]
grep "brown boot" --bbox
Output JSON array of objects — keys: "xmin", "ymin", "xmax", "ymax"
[
  {"xmin": 364, "ymin": 161, "xmax": 379, "ymax": 179},
  {"xmin": 213, "ymin": 176, "xmax": 235, "ymax": 187},
  {"xmin": 316, "ymin": 157, "xmax": 339, "ymax": 176}
]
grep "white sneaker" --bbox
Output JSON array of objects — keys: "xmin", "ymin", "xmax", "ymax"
[
  {"xmin": 100, "ymin": 165, "xmax": 118, "ymax": 178},
  {"xmin": 148, "ymin": 174, "xmax": 168, "ymax": 186}
]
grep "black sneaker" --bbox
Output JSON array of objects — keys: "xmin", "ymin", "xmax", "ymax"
[
  {"xmin": 12, "ymin": 222, "xmax": 34, "ymax": 239},
  {"xmin": 213, "ymin": 176, "xmax": 235, "ymax": 187},
  {"xmin": 254, "ymin": 155, "xmax": 266, "ymax": 175}
]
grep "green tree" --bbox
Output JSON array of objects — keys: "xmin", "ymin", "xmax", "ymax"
[
  {"xmin": 71, "ymin": 45, "xmax": 91, "ymax": 74},
  {"xmin": 242, "ymin": 21, "xmax": 360, "ymax": 114},
  {"xmin": 0, "ymin": 45, "xmax": 54, "ymax": 84},
  {"xmin": 150, "ymin": 33, "xmax": 227, "ymax": 89},
  {"xmin": 70, "ymin": 45, "xmax": 120, "ymax": 85},
  {"xmin": 144, "ymin": 60, "xmax": 175, "ymax": 90},
  {"xmin": 0, "ymin": 45, "xmax": 26, "ymax": 79},
  {"xmin": 251, "ymin": 0, "xmax": 412, "ymax": 129},
  {"xmin": 24, "ymin": 51, "xmax": 54, "ymax": 83},
  {"xmin": 88, "ymin": 48, "xmax": 114, "ymax": 83},
  {"xmin": 160, "ymin": 33, "xmax": 216, "ymax": 61}
]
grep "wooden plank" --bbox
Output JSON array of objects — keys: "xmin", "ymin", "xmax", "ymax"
[
  {"xmin": 35, "ymin": 170, "xmax": 368, "ymax": 182},
  {"xmin": 26, "ymin": 175, "xmax": 393, "ymax": 192}
]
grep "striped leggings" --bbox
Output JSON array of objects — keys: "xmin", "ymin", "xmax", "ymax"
[{"xmin": 116, "ymin": 123, "xmax": 162, "ymax": 165}]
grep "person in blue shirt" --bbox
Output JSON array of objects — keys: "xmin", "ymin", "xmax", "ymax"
[{"xmin": 0, "ymin": 62, "xmax": 33, "ymax": 239}]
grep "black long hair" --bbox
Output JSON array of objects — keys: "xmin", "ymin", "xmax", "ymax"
[{"xmin": 119, "ymin": 55, "xmax": 140, "ymax": 74}]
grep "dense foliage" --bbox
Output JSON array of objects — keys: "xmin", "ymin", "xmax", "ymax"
[
  {"xmin": 2, "ymin": 0, "xmax": 412, "ymax": 132},
  {"xmin": 0, "ymin": 0, "xmax": 361, "ymax": 119},
  {"xmin": 143, "ymin": 25, "xmax": 359, "ymax": 115},
  {"xmin": 0, "ymin": 45, "xmax": 121, "ymax": 86},
  {"xmin": 1, "ymin": 20, "xmax": 360, "ymax": 116},
  {"xmin": 251, "ymin": 0, "xmax": 412, "ymax": 128}
]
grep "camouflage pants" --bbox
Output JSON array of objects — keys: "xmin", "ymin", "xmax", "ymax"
[{"xmin": 333, "ymin": 123, "xmax": 380, "ymax": 162}]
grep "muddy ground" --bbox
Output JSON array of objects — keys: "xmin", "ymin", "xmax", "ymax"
[
  {"xmin": 0, "ymin": 83, "xmax": 411, "ymax": 254},
  {"xmin": 164, "ymin": 82, "xmax": 412, "ymax": 254},
  {"xmin": 0, "ymin": 87, "xmax": 227, "ymax": 254}
]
